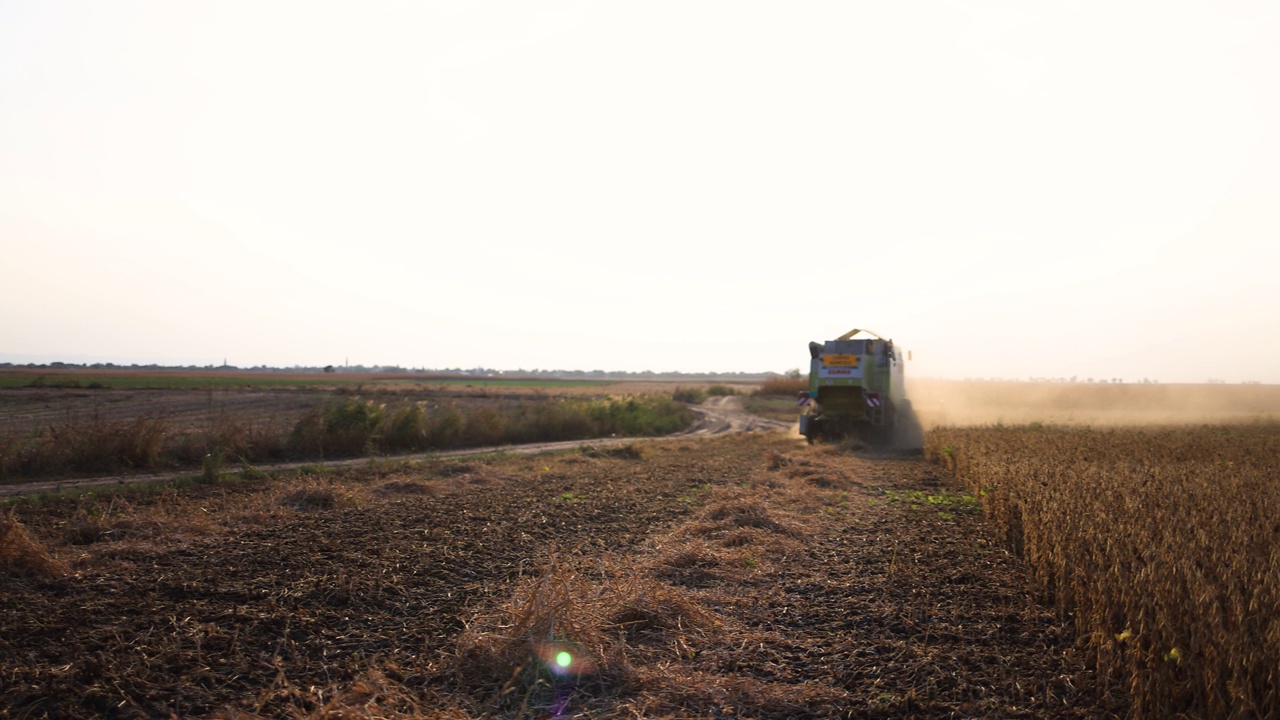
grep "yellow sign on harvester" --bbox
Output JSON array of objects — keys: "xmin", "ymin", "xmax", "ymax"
[{"xmin": 823, "ymin": 354, "xmax": 860, "ymax": 367}]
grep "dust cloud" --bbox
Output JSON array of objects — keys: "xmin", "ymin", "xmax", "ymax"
[{"xmin": 906, "ymin": 379, "xmax": 1280, "ymax": 428}]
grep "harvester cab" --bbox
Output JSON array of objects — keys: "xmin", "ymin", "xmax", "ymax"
[{"xmin": 798, "ymin": 328, "xmax": 909, "ymax": 445}]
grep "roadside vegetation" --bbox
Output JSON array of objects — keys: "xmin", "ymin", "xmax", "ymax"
[
  {"xmin": 0, "ymin": 395, "xmax": 695, "ymax": 481},
  {"xmin": 926, "ymin": 422, "xmax": 1280, "ymax": 720},
  {"xmin": 671, "ymin": 384, "xmax": 744, "ymax": 405},
  {"xmin": 741, "ymin": 373, "xmax": 808, "ymax": 423},
  {"xmin": 755, "ymin": 373, "xmax": 808, "ymax": 397}
]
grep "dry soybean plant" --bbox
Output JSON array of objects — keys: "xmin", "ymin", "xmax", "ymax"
[{"xmin": 926, "ymin": 423, "xmax": 1280, "ymax": 719}]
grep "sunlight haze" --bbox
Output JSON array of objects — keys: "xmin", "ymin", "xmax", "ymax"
[{"xmin": 3, "ymin": 1, "xmax": 1278, "ymax": 382}]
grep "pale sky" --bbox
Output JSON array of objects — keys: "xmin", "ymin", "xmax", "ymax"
[{"xmin": 3, "ymin": 1, "xmax": 1278, "ymax": 381}]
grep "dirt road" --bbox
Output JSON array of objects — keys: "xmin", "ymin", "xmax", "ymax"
[
  {"xmin": 0, "ymin": 397, "xmax": 792, "ymax": 498},
  {"xmin": 676, "ymin": 395, "xmax": 794, "ymax": 436}
]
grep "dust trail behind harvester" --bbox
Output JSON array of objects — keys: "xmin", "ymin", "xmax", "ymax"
[{"xmin": 906, "ymin": 379, "xmax": 1280, "ymax": 428}]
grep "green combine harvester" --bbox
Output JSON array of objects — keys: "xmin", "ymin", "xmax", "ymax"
[{"xmin": 798, "ymin": 328, "xmax": 911, "ymax": 445}]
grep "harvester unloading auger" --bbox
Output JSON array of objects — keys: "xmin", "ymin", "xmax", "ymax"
[{"xmin": 798, "ymin": 328, "xmax": 915, "ymax": 446}]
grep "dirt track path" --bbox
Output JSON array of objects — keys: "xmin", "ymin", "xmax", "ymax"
[
  {"xmin": 0, "ymin": 397, "xmax": 792, "ymax": 497},
  {"xmin": 676, "ymin": 395, "xmax": 793, "ymax": 436}
]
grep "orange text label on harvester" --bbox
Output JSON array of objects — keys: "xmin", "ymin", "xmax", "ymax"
[{"xmin": 823, "ymin": 354, "xmax": 860, "ymax": 367}]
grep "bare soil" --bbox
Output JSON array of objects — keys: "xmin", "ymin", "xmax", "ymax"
[{"xmin": 0, "ymin": 427, "xmax": 1124, "ymax": 718}]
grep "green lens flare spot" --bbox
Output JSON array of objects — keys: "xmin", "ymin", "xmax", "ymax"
[{"xmin": 555, "ymin": 651, "xmax": 572, "ymax": 668}]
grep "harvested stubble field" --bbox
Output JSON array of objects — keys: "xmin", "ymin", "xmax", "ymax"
[{"xmin": 0, "ymin": 433, "xmax": 1122, "ymax": 719}]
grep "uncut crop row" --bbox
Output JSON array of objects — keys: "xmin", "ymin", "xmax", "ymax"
[{"xmin": 926, "ymin": 423, "xmax": 1280, "ymax": 719}]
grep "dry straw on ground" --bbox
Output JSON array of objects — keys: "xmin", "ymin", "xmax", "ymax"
[{"xmin": 0, "ymin": 510, "xmax": 66, "ymax": 579}]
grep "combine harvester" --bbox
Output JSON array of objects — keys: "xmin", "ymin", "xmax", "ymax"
[{"xmin": 798, "ymin": 328, "xmax": 916, "ymax": 446}]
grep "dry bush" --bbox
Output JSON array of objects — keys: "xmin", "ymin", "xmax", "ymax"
[
  {"xmin": 755, "ymin": 375, "xmax": 808, "ymax": 396},
  {"xmin": 5, "ymin": 416, "xmax": 168, "ymax": 476},
  {"xmin": 290, "ymin": 399, "xmax": 384, "ymax": 458},
  {"xmin": 672, "ymin": 386, "xmax": 707, "ymax": 404},
  {"xmin": 0, "ymin": 430, "xmax": 19, "ymax": 481},
  {"xmin": 378, "ymin": 404, "xmax": 428, "ymax": 453},
  {"xmin": 169, "ymin": 416, "xmax": 291, "ymax": 467},
  {"xmin": 0, "ymin": 510, "xmax": 66, "ymax": 579},
  {"xmin": 927, "ymin": 423, "xmax": 1280, "ymax": 720}
]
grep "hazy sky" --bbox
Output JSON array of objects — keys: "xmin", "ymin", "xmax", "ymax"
[{"xmin": 3, "ymin": 1, "xmax": 1278, "ymax": 381}]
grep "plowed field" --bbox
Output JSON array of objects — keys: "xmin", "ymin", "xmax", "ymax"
[{"xmin": 0, "ymin": 433, "xmax": 1125, "ymax": 718}]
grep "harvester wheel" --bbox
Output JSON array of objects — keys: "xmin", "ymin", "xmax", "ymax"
[{"xmin": 803, "ymin": 417, "xmax": 822, "ymax": 444}]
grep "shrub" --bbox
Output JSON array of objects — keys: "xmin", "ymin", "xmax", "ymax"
[
  {"xmin": 380, "ymin": 404, "xmax": 427, "ymax": 452},
  {"xmin": 461, "ymin": 406, "xmax": 509, "ymax": 447},
  {"xmin": 672, "ymin": 387, "xmax": 707, "ymax": 404},
  {"xmin": 423, "ymin": 404, "xmax": 465, "ymax": 449},
  {"xmin": 591, "ymin": 396, "xmax": 695, "ymax": 437},
  {"xmin": 289, "ymin": 399, "xmax": 384, "ymax": 458},
  {"xmin": 167, "ymin": 416, "xmax": 290, "ymax": 468},
  {"xmin": 518, "ymin": 399, "xmax": 595, "ymax": 443},
  {"xmin": 756, "ymin": 376, "xmax": 808, "ymax": 396},
  {"xmin": 706, "ymin": 385, "xmax": 739, "ymax": 397},
  {"xmin": 3, "ymin": 416, "xmax": 168, "ymax": 477}
]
